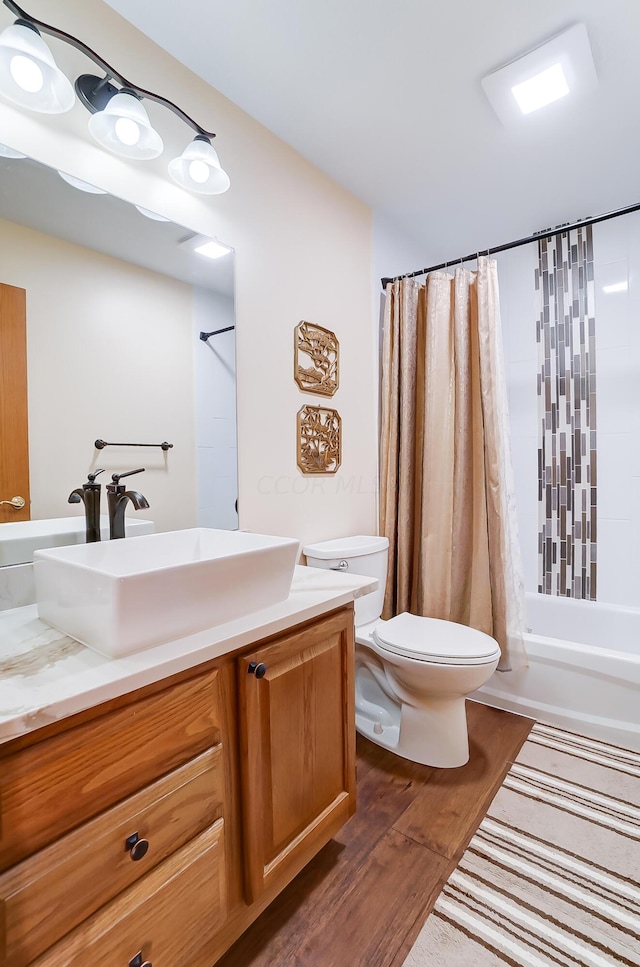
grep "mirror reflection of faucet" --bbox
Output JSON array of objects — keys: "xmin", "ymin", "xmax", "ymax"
[
  {"xmin": 106, "ymin": 469, "xmax": 150, "ymax": 540},
  {"xmin": 68, "ymin": 469, "xmax": 105, "ymax": 543}
]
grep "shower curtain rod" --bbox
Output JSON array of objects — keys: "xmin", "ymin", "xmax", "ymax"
[{"xmin": 380, "ymin": 199, "xmax": 640, "ymax": 288}]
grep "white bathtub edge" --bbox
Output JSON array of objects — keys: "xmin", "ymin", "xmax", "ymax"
[{"xmin": 471, "ymin": 687, "xmax": 640, "ymax": 753}]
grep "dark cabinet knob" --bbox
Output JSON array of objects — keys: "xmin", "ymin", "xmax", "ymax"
[
  {"xmin": 248, "ymin": 661, "xmax": 267, "ymax": 679},
  {"xmin": 129, "ymin": 954, "xmax": 152, "ymax": 967},
  {"xmin": 125, "ymin": 832, "xmax": 149, "ymax": 861}
]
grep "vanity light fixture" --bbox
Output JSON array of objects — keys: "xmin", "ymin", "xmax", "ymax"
[
  {"xmin": 481, "ymin": 23, "xmax": 598, "ymax": 125},
  {"xmin": 0, "ymin": 139, "xmax": 24, "ymax": 157},
  {"xmin": 134, "ymin": 205, "xmax": 171, "ymax": 222},
  {"xmin": 58, "ymin": 170, "xmax": 107, "ymax": 193},
  {"xmin": 168, "ymin": 136, "xmax": 230, "ymax": 195},
  {"xmin": 86, "ymin": 88, "xmax": 163, "ymax": 160},
  {"xmin": 0, "ymin": 18, "xmax": 74, "ymax": 113},
  {"xmin": 0, "ymin": 0, "xmax": 230, "ymax": 191}
]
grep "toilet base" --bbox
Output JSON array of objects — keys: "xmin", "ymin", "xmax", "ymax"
[{"xmin": 355, "ymin": 687, "xmax": 470, "ymax": 769}]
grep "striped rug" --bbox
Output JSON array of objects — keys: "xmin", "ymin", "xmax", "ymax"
[{"xmin": 404, "ymin": 722, "xmax": 640, "ymax": 966}]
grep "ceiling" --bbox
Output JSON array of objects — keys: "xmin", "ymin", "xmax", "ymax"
[{"xmin": 107, "ymin": 0, "xmax": 640, "ymax": 266}]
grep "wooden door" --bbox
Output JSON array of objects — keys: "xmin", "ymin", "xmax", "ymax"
[
  {"xmin": 0, "ymin": 283, "xmax": 29, "ymax": 522},
  {"xmin": 238, "ymin": 608, "xmax": 356, "ymax": 902}
]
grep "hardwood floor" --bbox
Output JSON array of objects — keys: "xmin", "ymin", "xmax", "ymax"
[{"xmin": 216, "ymin": 701, "xmax": 533, "ymax": 967}]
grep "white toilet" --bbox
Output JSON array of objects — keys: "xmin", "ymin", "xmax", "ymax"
[{"xmin": 303, "ymin": 535, "xmax": 501, "ymax": 768}]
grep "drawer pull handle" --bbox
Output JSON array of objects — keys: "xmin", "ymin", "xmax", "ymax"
[
  {"xmin": 129, "ymin": 954, "xmax": 152, "ymax": 967},
  {"xmin": 248, "ymin": 661, "xmax": 267, "ymax": 679},
  {"xmin": 125, "ymin": 832, "xmax": 150, "ymax": 861}
]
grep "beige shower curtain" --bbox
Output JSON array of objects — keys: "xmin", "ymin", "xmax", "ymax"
[{"xmin": 379, "ymin": 257, "xmax": 526, "ymax": 670}]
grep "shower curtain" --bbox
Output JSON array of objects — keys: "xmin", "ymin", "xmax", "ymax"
[{"xmin": 379, "ymin": 257, "xmax": 526, "ymax": 670}]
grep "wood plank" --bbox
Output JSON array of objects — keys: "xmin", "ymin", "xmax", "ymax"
[{"xmin": 393, "ymin": 700, "xmax": 533, "ymax": 859}]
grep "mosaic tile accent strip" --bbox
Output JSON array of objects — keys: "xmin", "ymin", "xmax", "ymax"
[{"xmin": 535, "ymin": 226, "xmax": 597, "ymax": 599}]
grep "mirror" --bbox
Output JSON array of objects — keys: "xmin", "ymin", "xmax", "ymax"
[{"xmin": 0, "ymin": 152, "xmax": 238, "ymax": 565}]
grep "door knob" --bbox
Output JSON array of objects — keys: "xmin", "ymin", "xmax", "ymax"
[
  {"xmin": 248, "ymin": 661, "xmax": 267, "ymax": 679},
  {"xmin": 0, "ymin": 496, "xmax": 25, "ymax": 509}
]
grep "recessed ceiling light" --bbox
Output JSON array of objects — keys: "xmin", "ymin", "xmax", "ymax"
[
  {"xmin": 511, "ymin": 63, "xmax": 569, "ymax": 115},
  {"xmin": 482, "ymin": 24, "xmax": 597, "ymax": 125},
  {"xmin": 193, "ymin": 238, "xmax": 233, "ymax": 260},
  {"xmin": 602, "ymin": 281, "xmax": 628, "ymax": 294},
  {"xmin": 178, "ymin": 233, "xmax": 234, "ymax": 260}
]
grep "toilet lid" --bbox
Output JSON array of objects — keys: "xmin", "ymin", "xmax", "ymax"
[{"xmin": 373, "ymin": 612, "xmax": 501, "ymax": 665}]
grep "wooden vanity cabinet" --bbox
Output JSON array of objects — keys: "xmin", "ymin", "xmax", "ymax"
[
  {"xmin": 239, "ymin": 607, "xmax": 356, "ymax": 902},
  {"xmin": 0, "ymin": 604, "xmax": 356, "ymax": 967}
]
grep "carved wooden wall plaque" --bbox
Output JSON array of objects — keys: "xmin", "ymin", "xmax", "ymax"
[
  {"xmin": 294, "ymin": 321, "xmax": 339, "ymax": 397},
  {"xmin": 297, "ymin": 405, "xmax": 341, "ymax": 474}
]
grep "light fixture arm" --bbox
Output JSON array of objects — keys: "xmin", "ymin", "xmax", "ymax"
[{"xmin": 2, "ymin": 0, "xmax": 216, "ymax": 138}]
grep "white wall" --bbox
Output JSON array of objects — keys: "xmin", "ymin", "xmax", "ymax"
[
  {"xmin": 497, "ymin": 218, "xmax": 640, "ymax": 610},
  {"xmin": 193, "ymin": 287, "xmax": 238, "ymax": 530},
  {"xmin": 591, "ymin": 214, "xmax": 640, "ymax": 608},
  {"xmin": 373, "ymin": 212, "xmax": 427, "ymax": 331},
  {"xmin": 0, "ymin": 0, "xmax": 377, "ymax": 550}
]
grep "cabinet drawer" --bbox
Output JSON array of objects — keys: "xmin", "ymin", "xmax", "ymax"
[
  {"xmin": 31, "ymin": 819, "xmax": 227, "ymax": 967},
  {"xmin": 0, "ymin": 747, "xmax": 224, "ymax": 967},
  {"xmin": 0, "ymin": 667, "xmax": 221, "ymax": 870}
]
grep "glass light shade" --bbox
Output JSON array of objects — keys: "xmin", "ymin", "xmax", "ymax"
[
  {"xmin": 0, "ymin": 22, "xmax": 75, "ymax": 113},
  {"xmin": 135, "ymin": 205, "xmax": 171, "ymax": 222},
  {"xmin": 168, "ymin": 137, "xmax": 230, "ymax": 195},
  {"xmin": 58, "ymin": 170, "xmax": 107, "ymax": 194},
  {"xmin": 0, "ymin": 141, "xmax": 26, "ymax": 158},
  {"xmin": 88, "ymin": 91, "xmax": 163, "ymax": 160}
]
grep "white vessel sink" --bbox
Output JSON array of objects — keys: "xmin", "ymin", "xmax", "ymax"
[
  {"xmin": 0, "ymin": 515, "xmax": 154, "ymax": 567},
  {"xmin": 34, "ymin": 528, "xmax": 300, "ymax": 657}
]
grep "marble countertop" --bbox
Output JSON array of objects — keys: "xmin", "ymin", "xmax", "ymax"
[{"xmin": 0, "ymin": 565, "xmax": 376, "ymax": 743}]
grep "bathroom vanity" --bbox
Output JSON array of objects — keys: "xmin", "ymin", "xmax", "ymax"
[{"xmin": 0, "ymin": 566, "xmax": 375, "ymax": 966}]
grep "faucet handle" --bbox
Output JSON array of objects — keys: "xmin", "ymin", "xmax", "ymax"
[
  {"xmin": 111, "ymin": 468, "xmax": 145, "ymax": 484},
  {"xmin": 87, "ymin": 468, "xmax": 105, "ymax": 483}
]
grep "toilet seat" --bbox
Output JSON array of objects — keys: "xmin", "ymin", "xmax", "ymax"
[{"xmin": 372, "ymin": 612, "xmax": 501, "ymax": 665}]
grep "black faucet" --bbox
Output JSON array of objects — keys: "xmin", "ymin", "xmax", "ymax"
[
  {"xmin": 106, "ymin": 469, "xmax": 150, "ymax": 540},
  {"xmin": 68, "ymin": 469, "xmax": 105, "ymax": 543}
]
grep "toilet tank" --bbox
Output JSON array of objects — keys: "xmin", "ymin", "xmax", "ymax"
[{"xmin": 302, "ymin": 535, "xmax": 389, "ymax": 627}]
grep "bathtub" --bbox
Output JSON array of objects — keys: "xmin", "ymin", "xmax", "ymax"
[{"xmin": 473, "ymin": 592, "xmax": 640, "ymax": 752}]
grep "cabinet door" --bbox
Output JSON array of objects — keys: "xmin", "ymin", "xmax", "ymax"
[{"xmin": 239, "ymin": 608, "xmax": 355, "ymax": 901}]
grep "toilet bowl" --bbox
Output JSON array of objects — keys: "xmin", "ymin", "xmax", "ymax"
[{"xmin": 303, "ymin": 536, "xmax": 501, "ymax": 768}]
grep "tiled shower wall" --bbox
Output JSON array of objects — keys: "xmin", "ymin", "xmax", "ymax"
[
  {"xmin": 536, "ymin": 227, "xmax": 597, "ymax": 599},
  {"xmin": 496, "ymin": 211, "xmax": 640, "ymax": 610}
]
